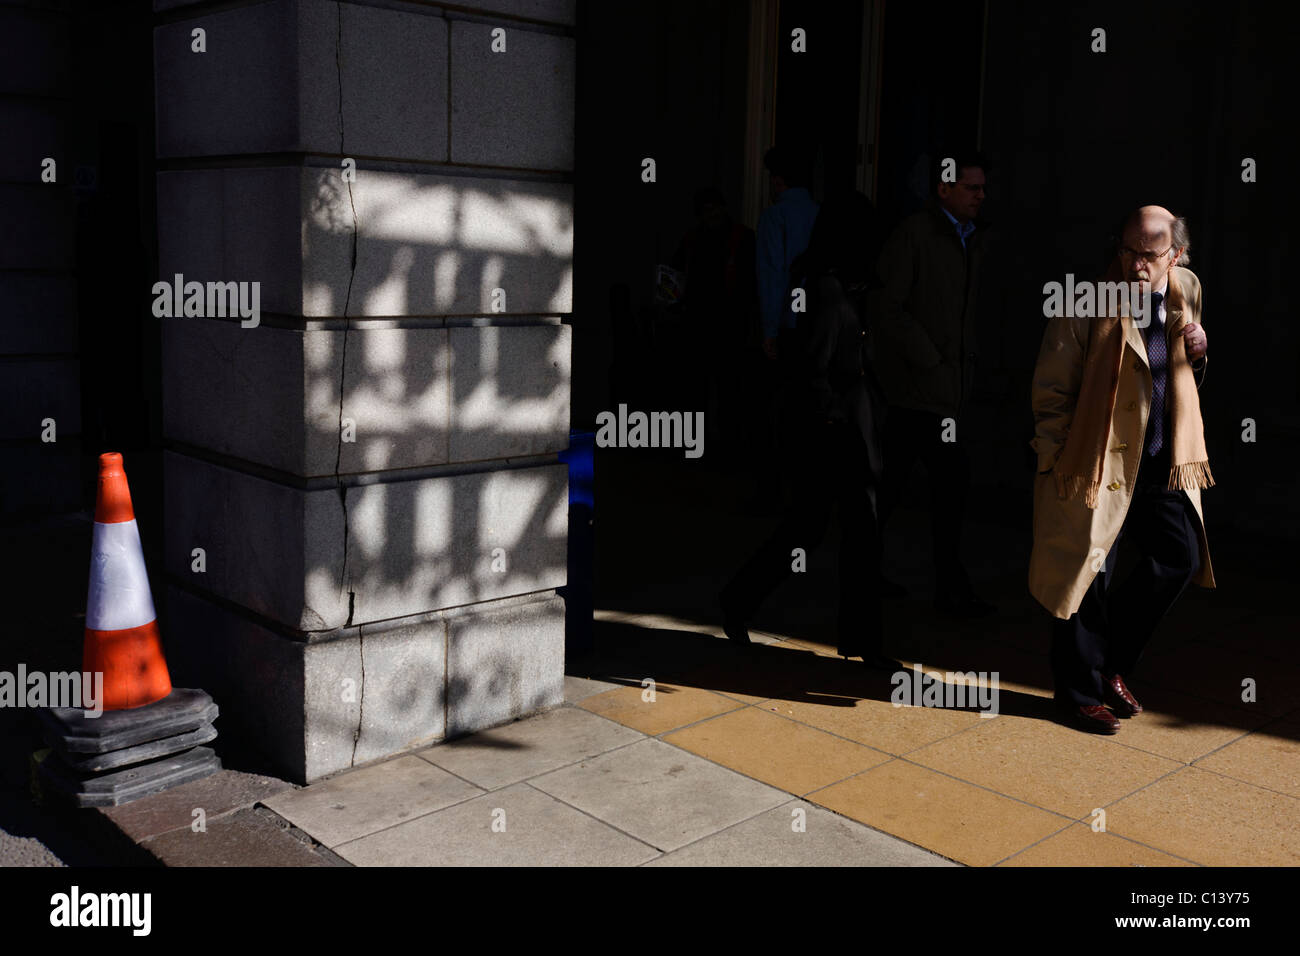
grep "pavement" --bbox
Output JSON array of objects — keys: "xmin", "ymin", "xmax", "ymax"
[{"xmin": 4, "ymin": 451, "xmax": 1298, "ymax": 866}]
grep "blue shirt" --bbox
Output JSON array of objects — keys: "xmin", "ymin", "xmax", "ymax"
[
  {"xmin": 756, "ymin": 186, "xmax": 820, "ymax": 340},
  {"xmin": 939, "ymin": 204, "xmax": 976, "ymax": 249}
]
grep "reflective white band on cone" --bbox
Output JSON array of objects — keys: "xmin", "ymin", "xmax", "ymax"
[{"xmin": 85, "ymin": 519, "xmax": 157, "ymax": 632}]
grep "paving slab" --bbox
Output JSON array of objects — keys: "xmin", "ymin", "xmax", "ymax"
[
  {"xmin": 1106, "ymin": 683, "xmax": 1272, "ymax": 764},
  {"xmin": 417, "ymin": 706, "xmax": 643, "ymax": 790},
  {"xmin": 906, "ymin": 715, "xmax": 1183, "ymax": 818},
  {"xmin": 808, "ymin": 760, "xmax": 1067, "ymax": 867},
  {"xmin": 141, "ymin": 807, "xmax": 341, "ymax": 867},
  {"xmin": 529, "ymin": 737, "xmax": 789, "ymax": 852},
  {"xmin": 1106, "ymin": 766, "xmax": 1300, "ymax": 866},
  {"xmin": 662, "ymin": 706, "xmax": 890, "ymax": 796},
  {"xmin": 577, "ymin": 683, "xmax": 743, "ymax": 736},
  {"xmin": 1192, "ymin": 715, "xmax": 1300, "ymax": 798},
  {"xmin": 647, "ymin": 800, "xmax": 957, "ymax": 867},
  {"xmin": 263, "ymin": 754, "xmax": 483, "ymax": 848},
  {"xmin": 998, "ymin": 823, "xmax": 1195, "ymax": 867},
  {"xmin": 333, "ymin": 783, "xmax": 660, "ymax": 866},
  {"xmin": 757, "ymin": 690, "xmax": 987, "ymax": 756},
  {"xmin": 99, "ymin": 768, "xmax": 294, "ymax": 844}
]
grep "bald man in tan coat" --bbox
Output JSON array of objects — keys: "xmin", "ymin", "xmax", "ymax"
[{"xmin": 1029, "ymin": 206, "xmax": 1214, "ymax": 735}]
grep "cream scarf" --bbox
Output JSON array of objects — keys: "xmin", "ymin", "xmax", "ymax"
[{"xmin": 1054, "ymin": 264, "xmax": 1214, "ymax": 507}]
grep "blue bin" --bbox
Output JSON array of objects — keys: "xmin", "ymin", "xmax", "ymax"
[{"xmin": 557, "ymin": 431, "xmax": 594, "ymax": 657}]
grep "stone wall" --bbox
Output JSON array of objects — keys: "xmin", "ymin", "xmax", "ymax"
[{"xmin": 153, "ymin": 0, "xmax": 574, "ymax": 782}]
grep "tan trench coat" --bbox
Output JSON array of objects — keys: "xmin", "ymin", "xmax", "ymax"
[{"xmin": 1028, "ymin": 266, "xmax": 1215, "ymax": 620}]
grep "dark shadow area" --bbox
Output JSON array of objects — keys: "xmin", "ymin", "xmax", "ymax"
[{"xmin": 573, "ymin": 0, "xmax": 1300, "ymax": 750}]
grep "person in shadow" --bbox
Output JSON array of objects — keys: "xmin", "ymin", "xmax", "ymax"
[
  {"xmin": 670, "ymin": 187, "xmax": 758, "ymax": 467},
  {"xmin": 719, "ymin": 191, "xmax": 894, "ymax": 669},
  {"xmin": 871, "ymin": 149, "xmax": 995, "ymax": 618}
]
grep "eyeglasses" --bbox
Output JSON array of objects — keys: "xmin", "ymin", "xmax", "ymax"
[
  {"xmin": 1119, "ymin": 245, "xmax": 1172, "ymax": 264},
  {"xmin": 954, "ymin": 182, "xmax": 986, "ymax": 194}
]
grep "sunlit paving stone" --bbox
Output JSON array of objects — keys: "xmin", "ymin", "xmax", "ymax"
[
  {"xmin": 1101, "ymin": 684, "xmax": 1273, "ymax": 764},
  {"xmin": 1106, "ymin": 767, "xmax": 1300, "ymax": 866},
  {"xmin": 663, "ymin": 706, "xmax": 890, "ymax": 795},
  {"xmin": 808, "ymin": 761, "xmax": 1066, "ymax": 867},
  {"xmin": 577, "ymin": 683, "xmax": 743, "ymax": 736},
  {"xmin": 907, "ymin": 717, "xmax": 1182, "ymax": 819},
  {"xmin": 1192, "ymin": 714, "xmax": 1300, "ymax": 799},
  {"xmin": 998, "ymin": 823, "xmax": 1195, "ymax": 867},
  {"xmin": 755, "ymin": 690, "xmax": 989, "ymax": 755}
]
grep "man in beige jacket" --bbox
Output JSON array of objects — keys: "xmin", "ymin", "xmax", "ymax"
[{"xmin": 1029, "ymin": 206, "xmax": 1214, "ymax": 734}]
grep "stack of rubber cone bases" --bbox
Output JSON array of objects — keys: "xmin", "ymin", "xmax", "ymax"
[{"xmin": 38, "ymin": 453, "xmax": 221, "ymax": 807}]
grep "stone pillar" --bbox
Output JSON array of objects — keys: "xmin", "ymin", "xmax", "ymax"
[
  {"xmin": 153, "ymin": 0, "xmax": 574, "ymax": 783},
  {"xmin": 0, "ymin": 1, "xmax": 80, "ymax": 518}
]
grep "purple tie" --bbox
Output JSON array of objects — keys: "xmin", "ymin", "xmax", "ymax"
[{"xmin": 1146, "ymin": 292, "xmax": 1166, "ymax": 457}]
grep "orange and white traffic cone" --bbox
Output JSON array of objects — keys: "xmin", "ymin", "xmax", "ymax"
[{"xmin": 83, "ymin": 452, "xmax": 172, "ymax": 710}]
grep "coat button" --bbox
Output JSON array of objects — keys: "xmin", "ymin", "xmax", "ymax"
[
  {"xmin": 1108, "ymin": 480, "xmax": 1122, "ymax": 491},
  {"xmin": 1126, "ymin": 401, "xmax": 1137, "ymax": 410},
  {"xmin": 1114, "ymin": 442, "xmax": 1129, "ymax": 452}
]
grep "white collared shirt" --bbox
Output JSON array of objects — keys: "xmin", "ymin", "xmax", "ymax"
[{"xmin": 1152, "ymin": 280, "xmax": 1168, "ymax": 328}]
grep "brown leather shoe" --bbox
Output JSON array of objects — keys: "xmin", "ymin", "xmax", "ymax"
[
  {"xmin": 1104, "ymin": 674, "xmax": 1143, "ymax": 717},
  {"xmin": 1060, "ymin": 703, "xmax": 1121, "ymax": 734}
]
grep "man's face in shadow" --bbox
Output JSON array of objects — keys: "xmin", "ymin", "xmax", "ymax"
[
  {"xmin": 936, "ymin": 166, "xmax": 985, "ymax": 223},
  {"xmin": 1120, "ymin": 215, "xmax": 1182, "ymax": 292}
]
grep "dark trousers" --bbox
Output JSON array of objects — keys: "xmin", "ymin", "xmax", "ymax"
[
  {"xmin": 1051, "ymin": 483, "xmax": 1202, "ymax": 707},
  {"xmin": 878, "ymin": 406, "xmax": 973, "ymax": 596},
  {"xmin": 722, "ymin": 420, "xmax": 882, "ymax": 655}
]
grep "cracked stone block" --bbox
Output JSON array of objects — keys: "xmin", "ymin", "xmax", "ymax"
[
  {"xmin": 446, "ymin": 593, "xmax": 565, "ymax": 737},
  {"xmin": 165, "ymin": 450, "xmax": 566, "ymax": 632},
  {"xmin": 302, "ymin": 632, "xmax": 363, "ymax": 780},
  {"xmin": 164, "ymin": 319, "xmax": 566, "ymax": 476},
  {"xmin": 167, "ymin": 585, "xmax": 552, "ymax": 783},
  {"xmin": 331, "ymin": 326, "xmax": 452, "ymax": 473},
  {"xmin": 163, "ymin": 320, "xmax": 454, "ymax": 477},
  {"xmin": 0, "ymin": 274, "xmax": 77, "ymax": 354},
  {"xmin": 350, "ymin": 617, "xmax": 447, "ymax": 766},
  {"xmin": 344, "ymin": 462, "xmax": 568, "ymax": 624},
  {"xmin": 158, "ymin": 166, "xmax": 573, "ymax": 318},
  {"xmin": 0, "ymin": 358, "xmax": 79, "ymax": 441},
  {"xmin": 336, "ymin": 2, "xmax": 448, "ymax": 161},
  {"xmin": 339, "ymin": 168, "xmax": 574, "ymax": 316},
  {"xmin": 448, "ymin": 323, "xmax": 570, "ymax": 461},
  {"xmin": 155, "ymin": 0, "xmax": 448, "ymax": 161},
  {"xmin": 450, "ymin": 20, "xmax": 575, "ymax": 170}
]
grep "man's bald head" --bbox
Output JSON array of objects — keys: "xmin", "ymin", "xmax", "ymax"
[
  {"xmin": 1124, "ymin": 205, "xmax": 1176, "ymax": 243},
  {"xmin": 1118, "ymin": 204, "xmax": 1190, "ymax": 288}
]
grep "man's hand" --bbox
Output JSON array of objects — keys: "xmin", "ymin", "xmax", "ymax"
[
  {"xmin": 1182, "ymin": 322, "xmax": 1207, "ymax": 361},
  {"xmin": 762, "ymin": 337, "xmax": 778, "ymax": 360}
]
